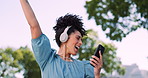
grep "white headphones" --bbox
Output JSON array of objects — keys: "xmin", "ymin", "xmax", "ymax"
[{"xmin": 60, "ymin": 26, "xmax": 71, "ymax": 42}]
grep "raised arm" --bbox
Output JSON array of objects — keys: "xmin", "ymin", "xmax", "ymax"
[{"xmin": 20, "ymin": 0, "xmax": 42, "ymax": 39}]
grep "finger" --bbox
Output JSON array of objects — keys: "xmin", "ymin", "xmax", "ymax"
[
  {"xmin": 92, "ymin": 55, "xmax": 100, "ymax": 62},
  {"xmin": 90, "ymin": 58, "xmax": 99, "ymax": 65},
  {"xmin": 99, "ymin": 51, "xmax": 103, "ymax": 66},
  {"xmin": 90, "ymin": 60, "xmax": 97, "ymax": 67},
  {"xmin": 99, "ymin": 51, "xmax": 102, "ymax": 60}
]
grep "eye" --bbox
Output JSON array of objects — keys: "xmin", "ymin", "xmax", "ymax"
[
  {"xmin": 76, "ymin": 36, "xmax": 82, "ymax": 41},
  {"xmin": 76, "ymin": 37, "xmax": 80, "ymax": 40},
  {"xmin": 76, "ymin": 35, "xmax": 82, "ymax": 41}
]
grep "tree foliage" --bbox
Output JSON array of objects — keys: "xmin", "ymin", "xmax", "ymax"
[
  {"xmin": 14, "ymin": 46, "xmax": 41, "ymax": 78},
  {"xmin": 0, "ymin": 48, "xmax": 21, "ymax": 77},
  {"xmin": 78, "ymin": 29, "xmax": 125, "ymax": 77},
  {"xmin": 0, "ymin": 47, "xmax": 41, "ymax": 78},
  {"xmin": 85, "ymin": 0, "xmax": 148, "ymax": 41}
]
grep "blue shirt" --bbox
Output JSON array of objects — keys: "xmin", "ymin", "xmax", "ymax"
[{"xmin": 31, "ymin": 34, "xmax": 94, "ymax": 78}]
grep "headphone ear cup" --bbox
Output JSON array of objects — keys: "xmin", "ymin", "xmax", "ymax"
[
  {"xmin": 60, "ymin": 32, "xmax": 68, "ymax": 42},
  {"xmin": 59, "ymin": 26, "xmax": 71, "ymax": 43}
]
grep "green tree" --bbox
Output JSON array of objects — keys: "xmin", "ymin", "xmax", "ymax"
[
  {"xmin": 0, "ymin": 48, "xmax": 22, "ymax": 78},
  {"xmin": 0, "ymin": 47, "xmax": 41, "ymax": 78},
  {"xmin": 13, "ymin": 46, "xmax": 41, "ymax": 78},
  {"xmin": 78, "ymin": 29, "xmax": 125, "ymax": 77},
  {"xmin": 85, "ymin": 0, "xmax": 148, "ymax": 41}
]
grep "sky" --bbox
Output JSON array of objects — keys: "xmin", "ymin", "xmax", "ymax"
[{"xmin": 0, "ymin": 0, "xmax": 148, "ymax": 74}]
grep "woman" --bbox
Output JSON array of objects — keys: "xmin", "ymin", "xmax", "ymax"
[{"xmin": 20, "ymin": 0, "xmax": 103, "ymax": 78}]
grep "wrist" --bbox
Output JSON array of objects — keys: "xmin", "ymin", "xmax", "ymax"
[
  {"xmin": 94, "ymin": 69, "xmax": 101, "ymax": 78},
  {"xmin": 20, "ymin": 0, "xmax": 28, "ymax": 3},
  {"xmin": 95, "ymin": 74, "xmax": 100, "ymax": 78}
]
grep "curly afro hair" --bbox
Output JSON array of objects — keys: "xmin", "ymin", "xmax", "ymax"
[{"xmin": 53, "ymin": 13, "xmax": 86, "ymax": 47}]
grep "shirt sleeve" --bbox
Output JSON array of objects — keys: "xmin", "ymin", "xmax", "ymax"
[
  {"xmin": 31, "ymin": 34, "xmax": 55, "ymax": 71},
  {"xmin": 83, "ymin": 61, "xmax": 94, "ymax": 78}
]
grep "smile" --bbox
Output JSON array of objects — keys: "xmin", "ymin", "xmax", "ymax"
[{"xmin": 75, "ymin": 46, "xmax": 80, "ymax": 50}]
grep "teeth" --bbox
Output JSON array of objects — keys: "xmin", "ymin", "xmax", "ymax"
[{"xmin": 75, "ymin": 46, "xmax": 80, "ymax": 49}]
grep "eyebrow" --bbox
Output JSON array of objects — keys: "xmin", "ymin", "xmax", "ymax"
[{"xmin": 76, "ymin": 35, "xmax": 82, "ymax": 39}]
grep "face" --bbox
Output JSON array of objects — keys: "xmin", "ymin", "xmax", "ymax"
[{"xmin": 66, "ymin": 30, "xmax": 83, "ymax": 55}]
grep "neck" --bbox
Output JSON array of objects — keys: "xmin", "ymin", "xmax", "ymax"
[
  {"xmin": 59, "ymin": 54, "xmax": 71, "ymax": 60},
  {"xmin": 58, "ymin": 52, "xmax": 72, "ymax": 61},
  {"xmin": 58, "ymin": 44, "xmax": 72, "ymax": 61},
  {"xmin": 58, "ymin": 52, "xmax": 71, "ymax": 59}
]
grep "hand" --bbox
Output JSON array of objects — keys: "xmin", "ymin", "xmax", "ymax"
[{"xmin": 90, "ymin": 51, "xmax": 103, "ymax": 77}]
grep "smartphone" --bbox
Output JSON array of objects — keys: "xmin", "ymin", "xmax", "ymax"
[
  {"xmin": 91, "ymin": 44, "xmax": 105, "ymax": 67},
  {"xmin": 94, "ymin": 44, "xmax": 105, "ymax": 58}
]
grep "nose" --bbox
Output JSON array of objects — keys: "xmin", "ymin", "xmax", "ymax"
[{"xmin": 78, "ymin": 39, "xmax": 82, "ymax": 46}]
